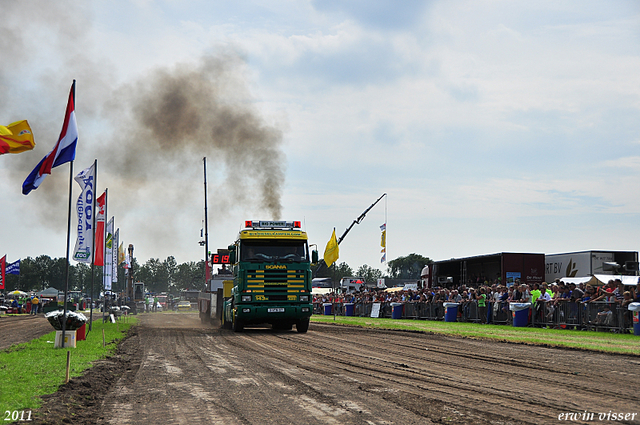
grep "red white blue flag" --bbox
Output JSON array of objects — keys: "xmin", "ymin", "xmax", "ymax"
[
  {"xmin": 0, "ymin": 255, "xmax": 5, "ymax": 290},
  {"xmin": 22, "ymin": 81, "xmax": 78, "ymax": 195}
]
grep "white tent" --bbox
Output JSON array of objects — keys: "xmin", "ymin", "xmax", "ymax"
[
  {"xmin": 559, "ymin": 275, "xmax": 638, "ymax": 287},
  {"xmin": 558, "ymin": 277, "xmax": 594, "ymax": 285},
  {"xmin": 592, "ymin": 275, "xmax": 638, "ymax": 287}
]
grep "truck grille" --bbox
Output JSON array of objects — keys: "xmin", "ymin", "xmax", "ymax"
[{"xmin": 246, "ymin": 269, "xmax": 306, "ymax": 300}]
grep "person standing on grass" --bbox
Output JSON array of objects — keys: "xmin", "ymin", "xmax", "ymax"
[
  {"xmin": 476, "ymin": 287, "xmax": 488, "ymax": 324},
  {"xmin": 31, "ymin": 296, "xmax": 40, "ymax": 315}
]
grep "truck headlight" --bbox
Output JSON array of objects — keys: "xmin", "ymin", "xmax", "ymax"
[
  {"xmin": 299, "ymin": 295, "xmax": 309, "ymax": 302},
  {"xmin": 301, "ymin": 307, "xmax": 310, "ymax": 313},
  {"xmin": 241, "ymin": 295, "xmax": 251, "ymax": 302},
  {"xmin": 242, "ymin": 308, "xmax": 251, "ymax": 313}
]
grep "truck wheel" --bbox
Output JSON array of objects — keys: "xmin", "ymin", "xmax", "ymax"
[
  {"xmin": 232, "ymin": 312, "xmax": 244, "ymax": 332},
  {"xmin": 296, "ymin": 318, "xmax": 310, "ymax": 333}
]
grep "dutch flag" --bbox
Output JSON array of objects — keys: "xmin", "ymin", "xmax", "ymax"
[{"xmin": 22, "ymin": 81, "xmax": 78, "ymax": 195}]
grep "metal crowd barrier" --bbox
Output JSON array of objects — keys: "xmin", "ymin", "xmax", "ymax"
[{"xmin": 312, "ymin": 300, "xmax": 635, "ymax": 333}]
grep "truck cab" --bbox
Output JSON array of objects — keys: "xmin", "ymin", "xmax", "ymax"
[{"xmin": 222, "ymin": 220, "xmax": 318, "ymax": 333}]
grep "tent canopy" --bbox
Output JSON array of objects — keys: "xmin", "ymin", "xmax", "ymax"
[
  {"xmin": 559, "ymin": 275, "xmax": 639, "ymax": 287},
  {"xmin": 37, "ymin": 287, "xmax": 60, "ymax": 298}
]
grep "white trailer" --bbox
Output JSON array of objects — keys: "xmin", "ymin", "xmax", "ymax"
[{"xmin": 545, "ymin": 250, "xmax": 638, "ymax": 282}]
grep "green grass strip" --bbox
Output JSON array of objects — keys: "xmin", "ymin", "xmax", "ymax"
[
  {"xmin": 311, "ymin": 315, "xmax": 640, "ymax": 355},
  {"xmin": 0, "ymin": 317, "xmax": 137, "ymax": 411}
]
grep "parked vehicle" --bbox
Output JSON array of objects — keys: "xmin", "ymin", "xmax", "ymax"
[{"xmin": 175, "ymin": 301, "xmax": 191, "ymax": 311}]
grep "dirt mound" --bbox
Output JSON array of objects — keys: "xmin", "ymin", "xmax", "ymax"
[{"xmin": 32, "ymin": 326, "xmax": 141, "ymax": 424}]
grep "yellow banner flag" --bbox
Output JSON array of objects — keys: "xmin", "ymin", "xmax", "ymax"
[
  {"xmin": 0, "ymin": 120, "xmax": 35, "ymax": 155},
  {"xmin": 381, "ymin": 230, "xmax": 386, "ymax": 248},
  {"xmin": 118, "ymin": 242, "xmax": 125, "ymax": 264},
  {"xmin": 323, "ymin": 228, "xmax": 339, "ymax": 268}
]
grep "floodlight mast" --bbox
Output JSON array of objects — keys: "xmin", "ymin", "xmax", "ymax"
[{"xmin": 314, "ymin": 193, "xmax": 387, "ymax": 277}]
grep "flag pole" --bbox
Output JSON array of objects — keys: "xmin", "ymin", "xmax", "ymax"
[
  {"xmin": 102, "ymin": 188, "xmax": 108, "ymax": 325},
  {"xmin": 60, "ymin": 80, "xmax": 76, "ymax": 348},
  {"xmin": 89, "ymin": 159, "xmax": 97, "ymax": 331},
  {"xmin": 203, "ymin": 157, "xmax": 209, "ymax": 287},
  {"xmin": 61, "ymin": 159, "xmax": 74, "ymax": 348}
]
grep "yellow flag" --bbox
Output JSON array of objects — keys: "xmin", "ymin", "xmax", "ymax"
[
  {"xmin": 323, "ymin": 228, "xmax": 339, "ymax": 267},
  {"xmin": 0, "ymin": 120, "xmax": 35, "ymax": 155},
  {"xmin": 118, "ymin": 242, "xmax": 125, "ymax": 264},
  {"xmin": 381, "ymin": 230, "xmax": 386, "ymax": 248}
]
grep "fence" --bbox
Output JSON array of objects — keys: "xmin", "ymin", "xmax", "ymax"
[{"xmin": 313, "ymin": 300, "xmax": 635, "ymax": 333}]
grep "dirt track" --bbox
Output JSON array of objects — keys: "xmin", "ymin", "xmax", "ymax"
[
  {"xmin": 0, "ymin": 314, "xmax": 55, "ymax": 350},
  {"xmin": 23, "ymin": 312, "xmax": 640, "ymax": 424}
]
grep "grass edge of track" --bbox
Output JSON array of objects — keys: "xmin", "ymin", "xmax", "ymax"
[{"xmin": 310, "ymin": 315, "xmax": 640, "ymax": 356}]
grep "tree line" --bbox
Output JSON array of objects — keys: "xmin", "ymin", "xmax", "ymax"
[
  {"xmin": 312, "ymin": 253, "xmax": 432, "ymax": 284},
  {"xmin": 3, "ymin": 255, "xmax": 205, "ymax": 295},
  {"xmin": 3, "ymin": 253, "xmax": 431, "ymax": 295}
]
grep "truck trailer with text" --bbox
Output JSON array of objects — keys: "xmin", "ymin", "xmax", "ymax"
[{"xmin": 545, "ymin": 250, "xmax": 638, "ymax": 282}]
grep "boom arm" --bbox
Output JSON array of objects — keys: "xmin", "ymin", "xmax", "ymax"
[{"xmin": 314, "ymin": 193, "xmax": 387, "ymax": 276}]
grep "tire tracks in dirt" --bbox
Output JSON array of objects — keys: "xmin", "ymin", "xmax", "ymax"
[{"xmin": 39, "ymin": 313, "xmax": 639, "ymax": 425}]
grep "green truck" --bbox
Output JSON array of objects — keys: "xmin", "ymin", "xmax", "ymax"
[{"xmin": 220, "ymin": 220, "xmax": 318, "ymax": 333}]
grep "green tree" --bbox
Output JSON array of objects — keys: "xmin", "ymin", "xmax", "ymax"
[
  {"xmin": 173, "ymin": 261, "xmax": 205, "ymax": 292},
  {"xmin": 73, "ymin": 262, "xmax": 92, "ymax": 293},
  {"xmin": 163, "ymin": 256, "xmax": 178, "ymax": 292},
  {"xmin": 386, "ymin": 253, "xmax": 432, "ymax": 279},
  {"xmin": 137, "ymin": 259, "xmax": 160, "ymax": 292},
  {"xmin": 356, "ymin": 264, "xmax": 383, "ymax": 284}
]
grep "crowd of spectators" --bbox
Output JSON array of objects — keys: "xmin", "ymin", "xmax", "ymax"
[{"xmin": 313, "ymin": 277, "xmax": 640, "ymax": 330}]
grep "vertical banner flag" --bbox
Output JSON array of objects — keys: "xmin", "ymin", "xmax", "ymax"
[
  {"xmin": 7, "ymin": 259, "xmax": 20, "ymax": 275},
  {"xmin": 72, "ymin": 163, "xmax": 96, "ymax": 263},
  {"xmin": 95, "ymin": 191, "xmax": 106, "ymax": 266},
  {"xmin": 323, "ymin": 228, "xmax": 339, "ymax": 268},
  {"xmin": 0, "ymin": 255, "xmax": 5, "ymax": 290},
  {"xmin": 118, "ymin": 241, "xmax": 125, "ymax": 265},
  {"xmin": 380, "ymin": 223, "xmax": 386, "ymax": 263},
  {"xmin": 104, "ymin": 217, "xmax": 114, "ymax": 290},
  {"xmin": 0, "ymin": 120, "xmax": 35, "ymax": 155},
  {"xmin": 112, "ymin": 228, "xmax": 119, "ymax": 283},
  {"xmin": 22, "ymin": 81, "xmax": 78, "ymax": 195}
]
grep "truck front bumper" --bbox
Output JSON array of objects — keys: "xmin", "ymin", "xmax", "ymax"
[{"xmin": 235, "ymin": 303, "xmax": 312, "ymax": 324}]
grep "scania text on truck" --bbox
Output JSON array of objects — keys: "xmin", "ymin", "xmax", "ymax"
[{"xmin": 221, "ymin": 220, "xmax": 318, "ymax": 333}]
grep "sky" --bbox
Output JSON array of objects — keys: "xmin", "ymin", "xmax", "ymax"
[{"xmin": 1, "ymin": 0, "xmax": 639, "ymax": 275}]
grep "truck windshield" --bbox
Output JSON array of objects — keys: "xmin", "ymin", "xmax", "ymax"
[{"xmin": 241, "ymin": 240, "xmax": 308, "ymax": 262}]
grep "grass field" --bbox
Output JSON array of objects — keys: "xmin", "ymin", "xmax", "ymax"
[
  {"xmin": 311, "ymin": 315, "xmax": 640, "ymax": 355},
  {"xmin": 0, "ymin": 317, "xmax": 136, "ymax": 412}
]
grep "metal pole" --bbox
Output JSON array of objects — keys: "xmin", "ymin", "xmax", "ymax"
[
  {"xmin": 89, "ymin": 159, "xmax": 97, "ymax": 331},
  {"xmin": 203, "ymin": 157, "xmax": 209, "ymax": 288},
  {"xmin": 102, "ymin": 189, "xmax": 108, "ymax": 325},
  {"xmin": 61, "ymin": 159, "xmax": 74, "ymax": 347}
]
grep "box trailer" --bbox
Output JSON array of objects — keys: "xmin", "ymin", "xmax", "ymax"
[{"xmin": 545, "ymin": 250, "xmax": 638, "ymax": 282}]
